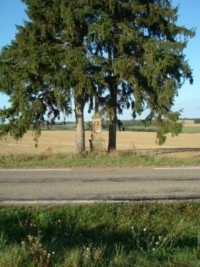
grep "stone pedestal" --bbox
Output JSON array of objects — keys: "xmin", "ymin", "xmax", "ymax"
[
  {"xmin": 89, "ymin": 113, "xmax": 105, "ymax": 152},
  {"xmin": 89, "ymin": 138, "xmax": 105, "ymax": 152}
]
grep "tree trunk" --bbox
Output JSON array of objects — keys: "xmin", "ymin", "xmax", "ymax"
[
  {"xmin": 108, "ymin": 119, "xmax": 116, "ymax": 151},
  {"xmin": 108, "ymin": 102, "xmax": 117, "ymax": 151},
  {"xmin": 107, "ymin": 75, "xmax": 118, "ymax": 151},
  {"xmin": 107, "ymin": 39, "xmax": 118, "ymax": 151},
  {"xmin": 75, "ymin": 96, "xmax": 85, "ymax": 154}
]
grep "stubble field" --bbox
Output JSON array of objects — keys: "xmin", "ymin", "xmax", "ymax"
[{"xmin": 0, "ymin": 129, "xmax": 199, "ymax": 158}]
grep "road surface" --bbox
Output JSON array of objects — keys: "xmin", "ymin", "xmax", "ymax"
[{"xmin": 0, "ymin": 167, "xmax": 200, "ymax": 205}]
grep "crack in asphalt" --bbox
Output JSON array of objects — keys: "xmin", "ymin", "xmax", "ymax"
[{"xmin": 0, "ymin": 177, "xmax": 200, "ymax": 184}]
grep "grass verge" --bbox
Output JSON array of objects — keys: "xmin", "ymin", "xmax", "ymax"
[
  {"xmin": 1, "ymin": 202, "xmax": 200, "ymax": 266},
  {"xmin": 0, "ymin": 151, "xmax": 199, "ymax": 168}
]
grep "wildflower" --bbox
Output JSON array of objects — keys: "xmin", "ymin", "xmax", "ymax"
[
  {"xmin": 143, "ymin": 228, "xmax": 146, "ymax": 232},
  {"xmin": 27, "ymin": 235, "xmax": 34, "ymax": 242}
]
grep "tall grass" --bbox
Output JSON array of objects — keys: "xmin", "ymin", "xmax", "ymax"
[
  {"xmin": 0, "ymin": 151, "xmax": 200, "ymax": 168},
  {"xmin": 1, "ymin": 202, "xmax": 200, "ymax": 266}
]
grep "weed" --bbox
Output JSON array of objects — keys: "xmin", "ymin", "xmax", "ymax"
[
  {"xmin": 1, "ymin": 203, "xmax": 200, "ymax": 266},
  {"xmin": 21, "ymin": 235, "xmax": 54, "ymax": 267}
]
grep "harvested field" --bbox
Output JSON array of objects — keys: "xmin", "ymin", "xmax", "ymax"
[
  {"xmin": 0, "ymin": 131, "xmax": 199, "ymax": 158},
  {"xmin": 183, "ymin": 119, "xmax": 200, "ymax": 127}
]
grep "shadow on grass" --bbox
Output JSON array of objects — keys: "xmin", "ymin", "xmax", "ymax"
[{"xmin": 1, "ymin": 203, "xmax": 200, "ymax": 266}]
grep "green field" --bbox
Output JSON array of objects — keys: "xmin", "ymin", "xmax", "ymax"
[
  {"xmin": 39, "ymin": 120, "xmax": 200, "ymax": 133},
  {"xmin": 182, "ymin": 126, "xmax": 200, "ymax": 133},
  {"xmin": 1, "ymin": 203, "xmax": 200, "ymax": 267}
]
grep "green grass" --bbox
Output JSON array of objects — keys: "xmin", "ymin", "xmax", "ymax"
[
  {"xmin": 1, "ymin": 202, "xmax": 200, "ymax": 266},
  {"xmin": 182, "ymin": 126, "xmax": 200, "ymax": 133},
  {"xmin": 0, "ymin": 151, "xmax": 200, "ymax": 168}
]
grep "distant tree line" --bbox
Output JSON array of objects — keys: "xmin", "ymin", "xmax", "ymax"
[{"xmin": 194, "ymin": 119, "xmax": 200, "ymax": 124}]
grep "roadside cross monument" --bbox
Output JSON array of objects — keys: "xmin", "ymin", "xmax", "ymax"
[{"xmin": 89, "ymin": 113, "xmax": 105, "ymax": 152}]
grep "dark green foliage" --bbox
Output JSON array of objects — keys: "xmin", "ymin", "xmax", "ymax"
[
  {"xmin": 0, "ymin": 0, "xmax": 97, "ymax": 152},
  {"xmin": 0, "ymin": 0, "xmax": 195, "ymax": 151},
  {"xmin": 88, "ymin": 0, "xmax": 195, "ymax": 147},
  {"xmin": 0, "ymin": 0, "xmax": 72, "ymax": 142}
]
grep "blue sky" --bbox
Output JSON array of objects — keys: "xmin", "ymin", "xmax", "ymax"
[{"xmin": 0, "ymin": 0, "xmax": 199, "ymax": 120}]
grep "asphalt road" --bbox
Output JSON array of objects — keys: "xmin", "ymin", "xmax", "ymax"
[{"xmin": 0, "ymin": 167, "xmax": 200, "ymax": 205}]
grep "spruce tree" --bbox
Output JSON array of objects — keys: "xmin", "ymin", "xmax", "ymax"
[
  {"xmin": 0, "ymin": 0, "xmax": 195, "ymax": 153},
  {"xmin": 59, "ymin": 0, "xmax": 96, "ymax": 153},
  {"xmin": 89, "ymin": 0, "xmax": 195, "ymax": 149},
  {"xmin": 0, "ymin": 0, "xmax": 96, "ymax": 153}
]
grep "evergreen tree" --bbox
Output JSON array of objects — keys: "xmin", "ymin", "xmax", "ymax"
[
  {"xmin": 0, "ymin": 3, "xmax": 71, "ymax": 141},
  {"xmin": 0, "ymin": 0, "xmax": 195, "ymax": 153},
  {"xmin": 59, "ymin": 0, "xmax": 97, "ymax": 153},
  {"xmin": 0, "ymin": 0, "xmax": 96, "ymax": 153},
  {"xmin": 89, "ymin": 0, "xmax": 195, "ymax": 149}
]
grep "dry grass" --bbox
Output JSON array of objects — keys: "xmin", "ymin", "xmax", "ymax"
[{"xmin": 0, "ymin": 130, "xmax": 200, "ymax": 158}]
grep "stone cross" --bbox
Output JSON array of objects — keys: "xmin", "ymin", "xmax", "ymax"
[
  {"xmin": 92, "ymin": 113, "xmax": 102, "ymax": 139},
  {"xmin": 89, "ymin": 113, "xmax": 105, "ymax": 151}
]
